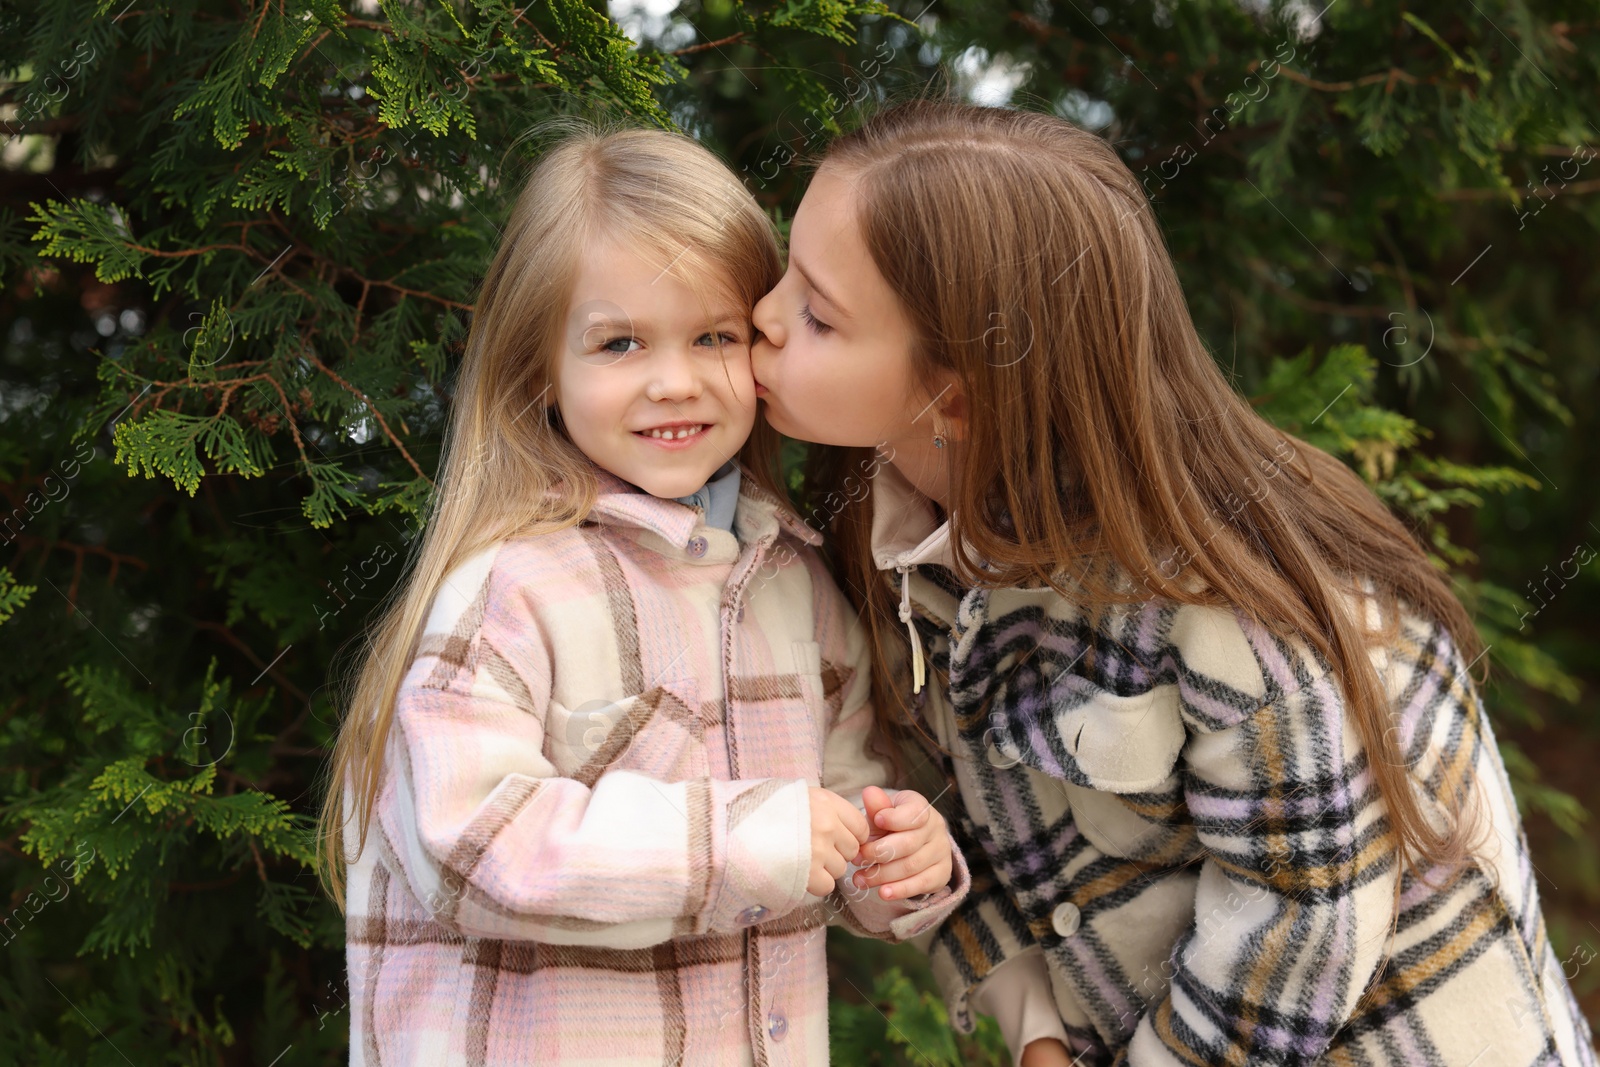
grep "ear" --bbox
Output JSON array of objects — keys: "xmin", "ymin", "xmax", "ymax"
[
  {"xmin": 532, "ymin": 380, "xmax": 559, "ymax": 422},
  {"xmin": 932, "ymin": 370, "xmax": 968, "ymax": 442}
]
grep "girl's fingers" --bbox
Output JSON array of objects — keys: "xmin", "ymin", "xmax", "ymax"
[
  {"xmin": 857, "ymin": 820, "xmax": 945, "ymax": 865},
  {"xmin": 854, "ymin": 828, "xmax": 918, "ymax": 866},
  {"xmin": 874, "ymin": 792, "xmax": 938, "ymax": 833},
  {"xmin": 830, "ymin": 795, "xmax": 871, "ymax": 843},
  {"xmin": 853, "ymin": 839, "xmax": 946, "ymax": 889},
  {"xmin": 820, "ymin": 849, "xmax": 849, "ymax": 881},
  {"xmin": 853, "ymin": 853, "xmax": 919, "ymax": 887},
  {"xmin": 844, "ymin": 806, "xmax": 870, "ymax": 844},
  {"xmin": 874, "ymin": 850, "xmax": 953, "ymax": 900},
  {"xmin": 861, "ymin": 785, "xmax": 894, "ymax": 828},
  {"xmin": 816, "ymin": 793, "xmax": 868, "ymax": 855},
  {"xmin": 833, "ymin": 820, "xmax": 867, "ymax": 862}
]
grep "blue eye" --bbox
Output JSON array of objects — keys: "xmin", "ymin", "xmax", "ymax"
[
  {"xmin": 799, "ymin": 304, "xmax": 831, "ymax": 334},
  {"xmin": 697, "ymin": 331, "xmax": 744, "ymax": 347},
  {"xmin": 600, "ymin": 337, "xmax": 643, "ymax": 354}
]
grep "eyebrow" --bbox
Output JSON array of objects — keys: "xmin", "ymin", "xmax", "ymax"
[
  {"xmin": 577, "ymin": 311, "xmax": 751, "ymax": 336},
  {"xmin": 793, "ymin": 261, "xmax": 850, "ymax": 319}
]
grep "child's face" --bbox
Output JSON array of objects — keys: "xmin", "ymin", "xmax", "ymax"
[
  {"xmin": 555, "ymin": 233, "xmax": 757, "ymax": 499},
  {"xmin": 751, "ymin": 166, "xmax": 958, "ymax": 504}
]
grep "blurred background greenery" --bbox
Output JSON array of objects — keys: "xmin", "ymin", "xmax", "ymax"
[{"xmin": 1, "ymin": 0, "xmax": 1595, "ymax": 1062}]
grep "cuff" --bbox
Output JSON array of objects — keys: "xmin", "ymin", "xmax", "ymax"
[
  {"xmin": 702, "ymin": 777, "xmax": 813, "ymax": 933},
  {"xmin": 835, "ymin": 821, "xmax": 972, "ymax": 942},
  {"xmin": 970, "ymin": 947, "xmax": 1070, "ymax": 1067}
]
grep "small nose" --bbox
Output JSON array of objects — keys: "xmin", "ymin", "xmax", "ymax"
[
  {"xmin": 646, "ymin": 345, "xmax": 702, "ymax": 402},
  {"xmin": 752, "ymin": 284, "xmax": 785, "ymax": 349}
]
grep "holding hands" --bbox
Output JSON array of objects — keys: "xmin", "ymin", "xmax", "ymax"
[
  {"xmin": 853, "ymin": 785, "xmax": 953, "ymax": 900},
  {"xmin": 805, "ymin": 785, "xmax": 953, "ymax": 901}
]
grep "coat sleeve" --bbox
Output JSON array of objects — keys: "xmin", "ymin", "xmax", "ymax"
[
  {"xmin": 1119, "ymin": 612, "xmax": 1403, "ymax": 1066},
  {"xmin": 803, "ymin": 551, "xmax": 971, "ymax": 943},
  {"xmin": 369, "ymin": 547, "xmax": 814, "ymax": 948}
]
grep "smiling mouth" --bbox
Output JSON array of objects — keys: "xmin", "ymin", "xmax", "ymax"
[{"xmin": 635, "ymin": 423, "xmax": 706, "ymax": 440}]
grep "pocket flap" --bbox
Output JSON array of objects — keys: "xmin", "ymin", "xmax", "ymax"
[{"xmin": 995, "ymin": 676, "xmax": 1185, "ymax": 794}]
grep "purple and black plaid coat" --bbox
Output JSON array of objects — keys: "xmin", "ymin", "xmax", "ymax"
[{"xmin": 867, "ymin": 461, "xmax": 1598, "ymax": 1067}]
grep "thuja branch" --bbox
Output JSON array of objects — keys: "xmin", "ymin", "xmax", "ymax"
[{"xmin": 303, "ymin": 351, "xmax": 434, "ymax": 485}]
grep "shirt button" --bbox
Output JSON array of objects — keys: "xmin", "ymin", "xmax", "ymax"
[
  {"xmin": 736, "ymin": 904, "xmax": 768, "ymax": 925},
  {"xmin": 736, "ymin": 604, "xmax": 746, "ymax": 622},
  {"xmin": 1051, "ymin": 901, "xmax": 1082, "ymax": 938},
  {"xmin": 767, "ymin": 1011, "xmax": 788, "ymax": 1041},
  {"xmin": 687, "ymin": 536, "xmax": 708, "ymax": 558}
]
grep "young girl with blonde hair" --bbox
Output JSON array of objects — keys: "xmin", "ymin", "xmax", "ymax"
[
  {"xmin": 751, "ymin": 98, "xmax": 1597, "ymax": 1067},
  {"xmin": 317, "ymin": 125, "xmax": 969, "ymax": 1065}
]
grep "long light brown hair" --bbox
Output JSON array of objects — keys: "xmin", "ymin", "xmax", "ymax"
[
  {"xmin": 807, "ymin": 97, "xmax": 1485, "ymax": 881},
  {"xmin": 315, "ymin": 122, "xmax": 785, "ymax": 910}
]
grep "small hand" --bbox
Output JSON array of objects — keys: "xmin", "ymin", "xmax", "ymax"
[
  {"xmin": 1019, "ymin": 1038, "xmax": 1074, "ymax": 1067},
  {"xmin": 851, "ymin": 785, "xmax": 953, "ymax": 900},
  {"xmin": 808, "ymin": 787, "xmax": 870, "ymax": 896}
]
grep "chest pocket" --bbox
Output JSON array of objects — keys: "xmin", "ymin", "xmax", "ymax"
[{"xmin": 992, "ymin": 675, "xmax": 1187, "ymax": 795}]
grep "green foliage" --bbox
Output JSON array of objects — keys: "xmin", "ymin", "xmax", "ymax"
[
  {"xmin": 1252, "ymin": 343, "xmax": 1546, "ymax": 565},
  {"xmin": 826, "ymin": 929, "xmax": 1011, "ymax": 1065},
  {"xmin": 4, "ymin": 659, "xmax": 315, "ymax": 961},
  {"xmin": 831, "ymin": 967, "xmax": 974, "ymax": 1064},
  {"xmin": 112, "ymin": 409, "xmax": 273, "ymax": 495},
  {"xmin": 0, "ymin": 567, "xmax": 35, "ymax": 623},
  {"xmin": 28, "ymin": 198, "xmax": 144, "ymax": 284}
]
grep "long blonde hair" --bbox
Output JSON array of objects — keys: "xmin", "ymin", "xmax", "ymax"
[
  {"xmin": 315, "ymin": 122, "xmax": 785, "ymax": 910},
  {"xmin": 808, "ymin": 97, "xmax": 1485, "ymax": 882}
]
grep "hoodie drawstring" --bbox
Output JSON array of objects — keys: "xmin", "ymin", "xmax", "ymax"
[{"xmin": 896, "ymin": 563, "xmax": 926, "ymax": 694}]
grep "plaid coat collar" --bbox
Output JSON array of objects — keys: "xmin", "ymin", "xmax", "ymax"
[{"xmin": 583, "ymin": 459, "xmax": 823, "ymax": 550}]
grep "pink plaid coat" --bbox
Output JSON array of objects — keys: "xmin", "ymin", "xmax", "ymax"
[{"xmin": 343, "ymin": 461, "xmax": 970, "ymax": 1065}]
